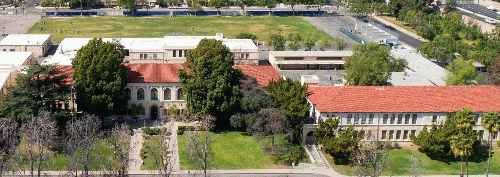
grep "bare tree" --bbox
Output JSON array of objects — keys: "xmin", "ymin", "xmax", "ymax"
[
  {"xmin": 409, "ymin": 153, "xmax": 426, "ymax": 177},
  {"xmin": 144, "ymin": 118, "xmax": 175, "ymax": 177},
  {"xmin": 65, "ymin": 114, "xmax": 102, "ymax": 177},
  {"xmin": 103, "ymin": 123, "xmax": 130, "ymax": 177},
  {"xmin": 21, "ymin": 112, "xmax": 57, "ymax": 177},
  {"xmin": 352, "ymin": 132, "xmax": 390, "ymax": 177},
  {"xmin": 0, "ymin": 118, "xmax": 18, "ymax": 177},
  {"xmin": 185, "ymin": 115, "xmax": 216, "ymax": 177}
]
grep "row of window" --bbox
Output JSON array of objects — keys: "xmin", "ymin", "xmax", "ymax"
[
  {"xmin": 173, "ymin": 50, "xmax": 188, "ymax": 58},
  {"xmin": 346, "ymin": 113, "xmax": 418, "ymax": 125},
  {"xmin": 381, "ymin": 130, "xmax": 416, "ymax": 140},
  {"xmin": 2, "ymin": 49, "xmax": 15, "ymax": 52},
  {"xmin": 124, "ymin": 88, "xmax": 183, "ymax": 101},
  {"xmin": 139, "ymin": 53, "xmax": 158, "ymax": 59}
]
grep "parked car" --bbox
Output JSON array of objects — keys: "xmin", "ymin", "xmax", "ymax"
[
  {"xmin": 486, "ymin": 18, "xmax": 496, "ymax": 24},
  {"xmin": 487, "ymin": 5, "xmax": 497, "ymax": 11}
]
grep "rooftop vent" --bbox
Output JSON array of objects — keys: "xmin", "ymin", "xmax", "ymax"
[{"xmin": 301, "ymin": 75, "xmax": 319, "ymax": 86}]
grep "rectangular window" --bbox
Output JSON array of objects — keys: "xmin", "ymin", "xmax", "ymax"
[
  {"xmin": 396, "ymin": 130, "xmax": 401, "ymax": 140},
  {"xmin": 475, "ymin": 114, "xmax": 480, "ymax": 125},
  {"xmin": 389, "ymin": 130, "xmax": 394, "ymax": 140},
  {"xmin": 354, "ymin": 114, "xmax": 359, "ymax": 124},
  {"xmin": 398, "ymin": 114, "xmax": 403, "ymax": 124},
  {"xmin": 179, "ymin": 50, "xmax": 183, "ymax": 57},
  {"xmin": 9, "ymin": 49, "xmax": 14, "ymax": 52},
  {"xmin": 411, "ymin": 130, "xmax": 416, "ymax": 137},
  {"xmin": 347, "ymin": 114, "xmax": 352, "ymax": 124},
  {"xmin": 383, "ymin": 114, "xmax": 388, "ymax": 124},
  {"xmin": 390, "ymin": 114, "xmax": 396, "ymax": 124},
  {"xmin": 432, "ymin": 115, "xmax": 437, "ymax": 123},
  {"xmin": 361, "ymin": 114, "xmax": 366, "ymax": 124},
  {"xmin": 140, "ymin": 54, "xmax": 144, "ymax": 59},
  {"xmin": 405, "ymin": 114, "xmax": 410, "ymax": 124},
  {"xmin": 164, "ymin": 109, "xmax": 168, "ymax": 115},
  {"xmin": 412, "ymin": 114, "xmax": 417, "ymax": 124},
  {"xmin": 382, "ymin": 130, "xmax": 387, "ymax": 140},
  {"xmin": 240, "ymin": 53, "xmax": 245, "ymax": 59},
  {"xmin": 153, "ymin": 54, "xmax": 157, "ymax": 59},
  {"xmin": 246, "ymin": 53, "xmax": 250, "ymax": 59},
  {"xmin": 184, "ymin": 50, "xmax": 187, "ymax": 57},
  {"xmin": 2, "ymin": 49, "xmax": 5, "ymax": 52},
  {"xmin": 369, "ymin": 114, "xmax": 374, "ymax": 124},
  {"xmin": 144, "ymin": 54, "xmax": 148, "ymax": 59},
  {"xmin": 403, "ymin": 130, "xmax": 409, "ymax": 140},
  {"xmin": 173, "ymin": 50, "xmax": 176, "ymax": 57}
]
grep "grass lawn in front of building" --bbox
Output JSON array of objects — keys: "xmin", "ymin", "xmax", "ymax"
[
  {"xmin": 27, "ymin": 16, "xmax": 333, "ymax": 43},
  {"xmin": 325, "ymin": 146, "xmax": 500, "ymax": 176},
  {"xmin": 176, "ymin": 131, "xmax": 290, "ymax": 170}
]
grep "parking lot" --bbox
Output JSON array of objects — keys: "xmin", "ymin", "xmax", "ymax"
[{"xmin": 459, "ymin": 4, "xmax": 499, "ymax": 21}]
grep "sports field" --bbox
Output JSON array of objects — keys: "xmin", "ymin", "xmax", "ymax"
[{"xmin": 27, "ymin": 16, "xmax": 333, "ymax": 43}]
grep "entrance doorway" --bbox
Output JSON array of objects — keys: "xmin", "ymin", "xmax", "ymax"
[
  {"xmin": 150, "ymin": 106, "xmax": 158, "ymax": 120},
  {"xmin": 306, "ymin": 131, "xmax": 315, "ymax": 145}
]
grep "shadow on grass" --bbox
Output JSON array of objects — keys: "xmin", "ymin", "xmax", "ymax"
[{"xmin": 418, "ymin": 144, "xmax": 490, "ymax": 164}]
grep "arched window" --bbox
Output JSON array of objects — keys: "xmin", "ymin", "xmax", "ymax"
[
  {"xmin": 124, "ymin": 88, "xmax": 131, "ymax": 101},
  {"xmin": 164, "ymin": 88, "xmax": 171, "ymax": 100},
  {"xmin": 151, "ymin": 88, "xmax": 158, "ymax": 100},
  {"xmin": 177, "ymin": 88, "xmax": 184, "ymax": 100},
  {"xmin": 137, "ymin": 88, "xmax": 144, "ymax": 101}
]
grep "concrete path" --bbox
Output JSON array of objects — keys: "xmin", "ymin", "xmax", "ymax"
[{"xmin": 128, "ymin": 128, "xmax": 144, "ymax": 173}]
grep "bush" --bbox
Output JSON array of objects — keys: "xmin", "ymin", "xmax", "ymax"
[
  {"xmin": 141, "ymin": 127, "xmax": 169, "ymax": 135},
  {"xmin": 177, "ymin": 125, "xmax": 204, "ymax": 134},
  {"xmin": 236, "ymin": 32, "xmax": 257, "ymax": 41},
  {"xmin": 497, "ymin": 141, "xmax": 500, "ymax": 148}
]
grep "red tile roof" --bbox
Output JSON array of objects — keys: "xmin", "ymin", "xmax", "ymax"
[
  {"xmin": 233, "ymin": 65, "xmax": 281, "ymax": 87},
  {"xmin": 307, "ymin": 86, "xmax": 500, "ymax": 113},
  {"xmin": 56, "ymin": 65, "xmax": 74, "ymax": 86},
  {"xmin": 125, "ymin": 63, "xmax": 188, "ymax": 83}
]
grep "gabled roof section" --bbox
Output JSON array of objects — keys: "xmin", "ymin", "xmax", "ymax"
[
  {"xmin": 233, "ymin": 65, "xmax": 281, "ymax": 87},
  {"xmin": 125, "ymin": 63, "xmax": 188, "ymax": 83},
  {"xmin": 308, "ymin": 86, "xmax": 500, "ymax": 113}
]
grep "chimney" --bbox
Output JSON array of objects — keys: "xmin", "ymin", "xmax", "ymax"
[{"xmin": 216, "ymin": 33, "xmax": 224, "ymax": 40}]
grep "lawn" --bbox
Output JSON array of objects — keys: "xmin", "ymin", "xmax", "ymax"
[
  {"xmin": 177, "ymin": 131, "xmax": 288, "ymax": 170},
  {"xmin": 326, "ymin": 147, "xmax": 500, "ymax": 176},
  {"xmin": 27, "ymin": 16, "xmax": 333, "ymax": 43},
  {"xmin": 378, "ymin": 16, "xmax": 418, "ymax": 35}
]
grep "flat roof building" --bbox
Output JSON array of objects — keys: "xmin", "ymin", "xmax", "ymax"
[
  {"xmin": 0, "ymin": 34, "xmax": 52, "ymax": 57},
  {"xmin": 269, "ymin": 51, "xmax": 353, "ymax": 70},
  {"xmin": 391, "ymin": 49, "xmax": 448, "ymax": 86},
  {"xmin": 0, "ymin": 52, "xmax": 34, "ymax": 67}
]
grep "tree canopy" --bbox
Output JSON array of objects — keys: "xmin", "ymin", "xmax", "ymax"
[
  {"xmin": 267, "ymin": 78, "xmax": 310, "ymax": 142},
  {"xmin": 0, "ymin": 62, "xmax": 68, "ymax": 121},
  {"xmin": 445, "ymin": 58, "xmax": 484, "ymax": 85},
  {"xmin": 72, "ymin": 38, "xmax": 128, "ymax": 118},
  {"xmin": 343, "ymin": 43, "xmax": 406, "ymax": 86},
  {"xmin": 178, "ymin": 39, "xmax": 242, "ymax": 128}
]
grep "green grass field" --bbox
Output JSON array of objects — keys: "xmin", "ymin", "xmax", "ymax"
[
  {"xmin": 27, "ymin": 16, "xmax": 333, "ymax": 43},
  {"xmin": 177, "ymin": 131, "xmax": 286, "ymax": 170},
  {"xmin": 326, "ymin": 147, "xmax": 500, "ymax": 176}
]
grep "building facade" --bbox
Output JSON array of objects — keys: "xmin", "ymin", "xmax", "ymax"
[
  {"xmin": 304, "ymin": 86, "xmax": 500, "ymax": 145},
  {"xmin": 0, "ymin": 34, "xmax": 52, "ymax": 57},
  {"xmin": 269, "ymin": 51, "xmax": 352, "ymax": 70}
]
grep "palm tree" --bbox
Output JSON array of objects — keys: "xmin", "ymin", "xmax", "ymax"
[
  {"xmin": 481, "ymin": 111, "xmax": 500, "ymax": 177},
  {"xmin": 454, "ymin": 108, "xmax": 476, "ymax": 133},
  {"xmin": 450, "ymin": 133, "xmax": 474, "ymax": 177}
]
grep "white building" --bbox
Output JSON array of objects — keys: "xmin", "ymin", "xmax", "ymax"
[
  {"xmin": 391, "ymin": 49, "xmax": 448, "ymax": 86},
  {"xmin": 44, "ymin": 33, "xmax": 259, "ymax": 66},
  {"xmin": 268, "ymin": 51, "xmax": 353, "ymax": 70},
  {"xmin": 0, "ymin": 34, "xmax": 52, "ymax": 57},
  {"xmin": 0, "ymin": 52, "xmax": 34, "ymax": 67},
  {"xmin": 0, "ymin": 68, "xmax": 20, "ymax": 100},
  {"xmin": 304, "ymin": 85, "xmax": 500, "ymax": 145}
]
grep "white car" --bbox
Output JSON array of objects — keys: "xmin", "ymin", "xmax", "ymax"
[
  {"xmin": 487, "ymin": 6, "xmax": 497, "ymax": 11},
  {"xmin": 486, "ymin": 18, "xmax": 496, "ymax": 24}
]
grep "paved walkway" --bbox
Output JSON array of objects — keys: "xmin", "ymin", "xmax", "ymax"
[{"xmin": 128, "ymin": 128, "xmax": 144, "ymax": 173}]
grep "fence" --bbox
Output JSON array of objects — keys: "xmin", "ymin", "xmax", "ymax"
[
  {"xmin": 339, "ymin": 27, "xmax": 366, "ymax": 44},
  {"xmin": 45, "ymin": 10, "xmax": 324, "ymax": 16}
]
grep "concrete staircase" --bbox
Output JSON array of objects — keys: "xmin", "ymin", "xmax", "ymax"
[{"xmin": 304, "ymin": 144, "xmax": 331, "ymax": 168}]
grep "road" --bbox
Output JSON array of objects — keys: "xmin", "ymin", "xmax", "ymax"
[{"xmin": 363, "ymin": 17, "xmax": 423, "ymax": 49}]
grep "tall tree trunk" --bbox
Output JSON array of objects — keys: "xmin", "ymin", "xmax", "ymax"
[
  {"xmin": 460, "ymin": 159, "xmax": 463, "ymax": 177},
  {"xmin": 487, "ymin": 133, "xmax": 492, "ymax": 177},
  {"xmin": 0, "ymin": 159, "xmax": 4, "ymax": 177},
  {"xmin": 292, "ymin": 5, "xmax": 294, "ymax": 16},
  {"xmin": 466, "ymin": 157, "xmax": 469, "ymax": 177},
  {"xmin": 37, "ymin": 159, "xmax": 42, "ymax": 177}
]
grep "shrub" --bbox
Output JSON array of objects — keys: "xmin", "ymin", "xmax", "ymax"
[
  {"xmin": 141, "ymin": 127, "xmax": 169, "ymax": 135},
  {"xmin": 236, "ymin": 32, "xmax": 257, "ymax": 41},
  {"xmin": 497, "ymin": 141, "xmax": 500, "ymax": 148}
]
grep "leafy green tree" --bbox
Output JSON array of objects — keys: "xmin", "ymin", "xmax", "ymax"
[
  {"xmin": 481, "ymin": 111, "xmax": 500, "ymax": 177},
  {"xmin": 303, "ymin": 36, "xmax": 317, "ymax": 51},
  {"xmin": 418, "ymin": 35, "xmax": 457, "ymax": 66},
  {"xmin": 411, "ymin": 113, "xmax": 457, "ymax": 161},
  {"xmin": 236, "ymin": 32, "xmax": 257, "ymax": 41},
  {"xmin": 283, "ymin": 0, "xmax": 300, "ymax": 15},
  {"xmin": 344, "ymin": 43, "xmax": 406, "ymax": 86},
  {"xmin": 443, "ymin": 0, "xmax": 457, "ymax": 13},
  {"xmin": 288, "ymin": 34, "xmax": 302, "ymax": 51},
  {"xmin": 450, "ymin": 133, "xmax": 474, "ymax": 177},
  {"xmin": 488, "ymin": 57, "xmax": 500, "ymax": 85},
  {"xmin": 208, "ymin": 0, "xmax": 229, "ymax": 15},
  {"xmin": 72, "ymin": 38, "xmax": 128, "ymax": 118},
  {"xmin": 313, "ymin": 117, "xmax": 363, "ymax": 165},
  {"xmin": 441, "ymin": 12, "xmax": 463, "ymax": 39},
  {"xmin": 258, "ymin": 0, "xmax": 276, "ymax": 15},
  {"xmin": 445, "ymin": 58, "xmax": 484, "ymax": 85},
  {"xmin": 117, "ymin": 0, "xmax": 137, "ymax": 12},
  {"xmin": 267, "ymin": 78, "xmax": 310, "ymax": 142},
  {"xmin": 68, "ymin": 0, "xmax": 92, "ymax": 8},
  {"xmin": 236, "ymin": 0, "xmax": 254, "ymax": 15},
  {"xmin": 269, "ymin": 30, "xmax": 286, "ymax": 51},
  {"xmin": 0, "ymin": 62, "xmax": 68, "ymax": 121},
  {"xmin": 319, "ymin": 39, "xmax": 331, "ymax": 51},
  {"xmin": 334, "ymin": 38, "xmax": 348, "ymax": 51},
  {"xmin": 178, "ymin": 39, "xmax": 242, "ymax": 128},
  {"xmin": 341, "ymin": 0, "xmax": 381, "ymax": 16}
]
